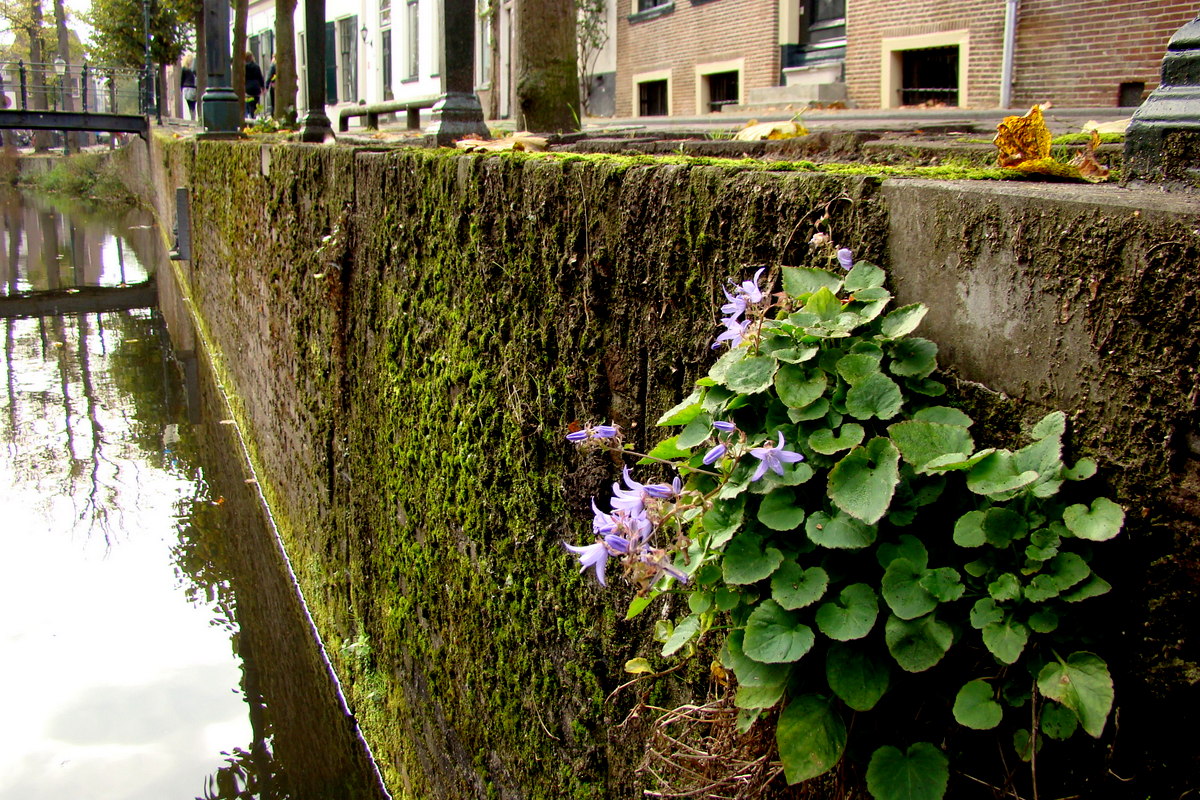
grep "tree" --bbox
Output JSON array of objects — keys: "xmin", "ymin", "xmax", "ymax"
[
  {"xmin": 514, "ymin": 0, "xmax": 579, "ymax": 132},
  {"xmin": 272, "ymin": 0, "xmax": 297, "ymax": 122},
  {"xmin": 84, "ymin": 0, "xmax": 197, "ymax": 70}
]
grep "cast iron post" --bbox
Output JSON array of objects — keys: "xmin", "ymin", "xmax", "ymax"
[
  {"xmin": 1125, "ymin": 14, "xmax": 1200, "ymax": 187},
  {"xmin": 425, "ymin": 0, "xmax": 488, "ymax": 146},
  {"xmin": 299, "ymin": 0, "xmax": 334, "ymax": 142},
  {"xmin": 199, "ymin": 0, "xmax": 241, "ymax": 136}
]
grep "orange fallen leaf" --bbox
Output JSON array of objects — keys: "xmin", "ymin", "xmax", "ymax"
[
  {"xmin": 456, "ymin": 132, "xmax": 548, "ymax": 152},
  {"xmin": 1069, "ymin": 130, "xmax": 1110, "ymax": 183}
]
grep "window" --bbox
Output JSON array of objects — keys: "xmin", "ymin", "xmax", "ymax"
[
  {"xmin": 900, "ymin": 46, "xmax": 958, "ymax": 106},
  {"xmin": 639, "ymin": 79, "xmax": 668, "ymax": 116},
  {"xmin": 406, "ymin": 0, "xmax": 419, "ymax": 79},
  {"xmin": 476, "ymin": 8, "xmax": 493, "ymax": 87},
  {"xmin": 382, "ymin": 29, "xmax": 394, "ymax": 99},
  {"xmin": 338, "ymin": 16, "xmax": 359, "ymax": 103},
  {"xmin": 705, "ymin": 71, "xmax": 738, "ymax": 112},
  {"xmin": 637, "ymin": 0, "xmax": 669, "ymax": 10},
  {"xmin": 298, "ymin": 31, "xmax": 307, "ymax": 108}
]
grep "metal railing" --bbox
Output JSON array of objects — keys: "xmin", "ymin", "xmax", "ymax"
[{"xmin": 0, "ymin": 61, "xmax": 149, "ymax": 116}]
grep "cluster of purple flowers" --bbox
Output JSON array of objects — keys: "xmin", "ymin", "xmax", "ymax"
[
  {"xmin": 713, "ymin": 268, "xmax": 767, "ymax": 350},
  {"xmin": 809, "ymin": 232, "xmax": 854, "ymax": 271},
  {"xmin": 564, "ymin": 467, "xmax": 688, "ymax": 588}
]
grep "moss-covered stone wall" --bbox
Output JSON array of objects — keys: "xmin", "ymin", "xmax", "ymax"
[{"xmin": 138, "ymin": 138, "xmax": 1198, "ymax": 798}]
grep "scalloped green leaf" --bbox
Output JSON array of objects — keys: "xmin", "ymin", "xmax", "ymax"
[
  {"xmin": 676, "ymin": 413, "xmax": 715, "ymax": 448},
  {"xmin": 982, "ymin": 617, "xmax": 1029, "ymax": 665},
  {"xmin": 722, "ymin": 630, "xmax": 790, "ymax": 709},
  {"xmin": 984, "ymin": 507, "xmax": 1028, "ymax": 548},
  {"xmin": 806, "ymin": 510, "xmax": 877, "ymax": 549},
  {"xmin": 827, "ymin": 643, "xmax": 890, "ymax": 711},
  {"xmin": 783, "ymin": 266, "xmax": 843, "ymax": 297},
  {"xmin": 1060, "ymin": 574, "xmax": 1112, "ymax": 602},
  {"xmin": 885, "ymin": 613, "xmax": 953, "ymax": 672},
  {"xmin": 804, "ymin": 286, "xmax": 844, "ymax": 321},
  {"xmin": 809, "ymin": 423, "xmax": 865, "ymax": 455},
  {"xmin": 656, "ymin": 389, "xmax": 704, "ymax": 426},
  {"xmin": 1031, "ymin": 410, "xmax": 1067, "ymax": 440},
  {"xmin": 1040, "ymin": 700, "xmax": 1079, "ymax": 740},
  {"xmin": 1063, "ymin": 497, "xmax": 1124, "ymax": 542},
  {"xmin": 953, "ymin": 680, "xmax": 1003, "ymax": 730},
  {"xmin": 1049, "ymin": 551, "xmax": 1090, "ymax": 591},
  {"xmin": 775, "ymin": 363, "xmax": 828, "ymax": 410},
  {"xmin": 837, "ymin": 353, "xmax": 883, "ymax": 385},
  {"xmin": 987, "ymin": 573, "xmax": 1021, "ymax": 602},
  {"xmin": 661, "ymin": 614, "xmax": 701, "ymax": 656},
  {"xmin": 1063, "ymin": 457, "xmax": 1097, "ymax": 481},
  {"xmin": 702, "ymin": 493, "xmax": 745, "ymax": 547},
  {"xmin": 887, "ymin": 337, "xmax": 939, "ymax": 378},
  {"xmin": 879, "ymin": 303, "xmax": 929, "ymax": 339},
  {"xmin": 639, "ymin": 435, "xmax": 692, "ymax": 464},
  {"xmin": 970, "ymin": 598, "xmax": 1003, "ymax": 629},
  {"xmin": 777, "ymin": 694, "xmax": 847, "ymax": 784},
  {"xmin": 1037, "ymin": 652, "xmax": 1113, "ymax": 738},
  {"xmin": 882, "ymin": 558, "xmax": 937, "ymax": 620},
  {"xmin": 953, "ymin": 510, "xmax": 986, "ymax": 547},
  {"xmin": 887, "ymin": 420, "xmax": 974, "ymax": 471},
  {"xmin": 844, "ymin": 261, "xmax": 886, "ymax": 291},
  {"xmin": 723, "ymin": 531, "xmax": 784, "ymax": 585},
  {"xmin": 757, "ymin": 488, "xmax": 807, "ymax": 531},
  {"xmin": 816, "ymin": 583, "xmax": 879, "ymax": 641},
  {"xmin": 925, "ymin": 448, "xmax": 994, "ymax": 472},
  {"xmin": 744, "ymin": 600, "xmax": 816, "ymax": 663},
  {"xmin": 920, "ymin": 567, "xmax": 964, "ymax": 602},
  {"xmin": 725, "ymin": 355, "xmax": 777, "ymax": 394},
  {"xmin": 771, "ymin": 562, "xmax": 829, "ymax": 610},
  {"xmin": 845, "ymin": 373, "xmax": 904, "ymax": 421},
  {"xmin": 788, "ymin": 397, "xmax": 830, "ymax": 422},
  {"xmin": 866, "ymin": 742, "xmax": 948, "ymax": 800},
  {"xmin": 877, "ymin": 534, "xmax": 928, "ymax": 570},
  {"xmin": 913, "ymin": 406, "xmax": 972, "ymax": 427},
  {"xmin": 966, "ymin": 451, "xmax": 1039, "ymax": 498},
  {"xmin": 828, "ymin": 438, "xmax": 901, "ymax": 524}
]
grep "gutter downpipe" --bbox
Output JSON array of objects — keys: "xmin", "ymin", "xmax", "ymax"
[{"xmin": 1000, "ymin": 0, "xmax": 1019, "ymax": 108}]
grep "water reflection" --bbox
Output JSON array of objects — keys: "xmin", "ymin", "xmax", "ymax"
[{"xmin": 0, "ymin": 191, "xmax": 387, "ymax": 800}]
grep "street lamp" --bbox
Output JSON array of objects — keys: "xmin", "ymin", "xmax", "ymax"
[
  {"xmin": 360, "ymin": 23, "xmax": 368, "ymax": 43},
  {"xmin": 53, "ymin": 57, "xmax": 65, "ymax": 111}
]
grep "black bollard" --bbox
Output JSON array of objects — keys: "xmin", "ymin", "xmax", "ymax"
[
  {"xmin": 1125, "ymin": 14, "xmax": 1200, "ymax": 188},
  {"xmin": 425, "ymin": 0, "xmax": 488, "ymax": 146}
]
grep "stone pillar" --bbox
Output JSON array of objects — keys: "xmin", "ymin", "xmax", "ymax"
[
  {"xmin": 299, "ymin": 0, "xmax": 334, "ymax": 142},
  {"xmin": 425, "ymin": 0, "xmax": 489, "ymax": 146},
  {"xmin": 1125, "ymin": 14, "xmax": 1200, "ymax": 187},
  {"xmin": 198, "ymin": 0, "xmax": 241, "ymax": 137}
]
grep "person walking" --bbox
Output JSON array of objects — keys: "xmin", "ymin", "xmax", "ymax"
[
  {"xmin": 244, "ymin": 52, "xmax": 265, "ymax": 119},
  {"xmin": 180, "ymin": 55, "xmax": 197, "ymax": 120},
  {"xmin": 265, "ymin": 55, "xmax": 277, "ymax": 117}
]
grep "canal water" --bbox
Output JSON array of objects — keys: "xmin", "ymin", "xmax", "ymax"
[{"xmin": 0, "ymin": 190, "xmax": 388, "ymax": 800}]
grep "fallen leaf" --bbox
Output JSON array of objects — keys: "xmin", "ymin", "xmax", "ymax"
[
  {"xmin": 456, "ymin": 132, "xmax": 548, "ymax": 152},
  {"xmin": 1070, "ymin": 130, "xmax": 1111, "ymax": 182},
  {"xmin": 734, "ymin": 119, "xmax": 808, "ymax": 141},
  {"xmin": 994, "ymin": 104, "xmax": 1051, "ymax": 167},
  {"xmin": 1080, "ymin": 118, "xmax": 1130, "ymax": 135}
]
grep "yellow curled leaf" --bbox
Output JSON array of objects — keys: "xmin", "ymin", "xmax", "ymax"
[
  {"xmin": 734, "ymin": 120, "xmax": 808, "ymax": 141},
  {"xmin": 994, "ymin": 104, "xmax": 1052, "ymax": 167},
  {"xmin": 624, "ymin": 657, "xmax": 654, "ymax": 675}
]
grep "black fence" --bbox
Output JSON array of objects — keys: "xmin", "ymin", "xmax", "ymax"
[{"xmin": 0, "ymin": 61, "xmax": 149, "ymax": 116}]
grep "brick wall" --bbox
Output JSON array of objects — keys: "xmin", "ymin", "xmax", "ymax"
[
  {"xmin": 847, "ymin": 0, "xmax": 1197, "ymax": 110},
  {"xmin": 616, "ymin": 0, "xmax": 780, "ymax": 117},
  {"xmin": 845, "ymin": 0, "xmax": 1007, "ymax": 109},
  {"xmin": 1012, "ymin": 0, "xmax": 1197, "ymax": 108}
]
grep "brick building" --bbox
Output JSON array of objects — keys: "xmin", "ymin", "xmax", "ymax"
[{"xmin": 845, "ymin": 0, "xmax": 1198, "ymax": 109}]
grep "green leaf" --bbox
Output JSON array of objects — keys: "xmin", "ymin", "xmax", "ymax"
[
  {"xmin": 920, "ymin": 567, "xmax": 964, "ymax": 603},
  {"xmin": 809, "ymin": 423, "xmax": 865, "ymax": 455},
  {"xmin": 1063, "ymin": 458, "xmax": 1097, "ymax": 481},
  {"xmin": 885, "ymin": 613, "xmax": 953, "ymax": 672},
  {"xmin": 837, "ymin": 353, "xmax": 883, "ymax": 385},
  {"xmin": 662, "ymin": 614, "xmax": 702, "ymax": 656},
  {"xmin": 887, "ymin": 337, "xmax": 939, "ymax": 378},
  {"xmin": 656, "ymin": 389, "xmax": 704, "ymax": 425},
  {"xmin": 984, "ymin": 507, "xmax": 1028, "ymax": 548},
  {"xmin": 1024, "ymin": 574, "xmax": 1061, "ymax": 603},
  {"xmin": 967, "ymin": 451, "xmax": 1039, "ymax": 498},
  {"xmin": 806, "ymin": 509, "xmax": 878, "ymax": 549},
  {"xmin": 877, "ymin": 534, "xmax": 928, "ymax": 570},
  {"xmin": 913, "ymin": 406, "xmax": 972, "ymax": 427},
  {"xmin": 866, "ymin": 742, "xmax": 948, "ymax": 800},
  {"xmin": 757, "ymin": 488, "xmax": 807, "ymax": 531},
  {"xmin": 804, "ymin": 286, "xmax": 844, "ymax": 320},
  {"xmin": 1037, "ymin": 652, "xmax": 1114, "ymax": 738},
  {"xmin": 816, "ymin": 583, "xmax": 879, "ymax": 640},
  {"xmin": 723, "ymin": 531, "xmax": 785, "ymax": 585},
  {"xmin": 771, "ymin": 562, "xmax": 829, "ymax": 610},
  {"xmin": 783, "ymin": 266, "xmax": 842, "ymax": 297},
  {"xmin": 1040, "ymin": 700, "xmax": 1079, "ymax": 740},
  {"xmin": 676, "ymin": 413, "xmax": 715, "ymax": 448},
  {"xmin": 1028, "ymin": 607, "xmax": 1059, "ymax": 633},
  {"xmin": 775, "ymin": 363, "xmax": 828, "ymax": 409},
  {"xmin": 828, "ymin": 438, "xmax": 901, "ymax": 524},
  {"xmin": 777, "ymin": 695, "xmax": 847, "ymax": 784},
  {"xmin": 845, "ymin": 373, "xmax": 904, "ymax": 421},
  {"xmin": 844, "ymin": 261, "xmax": 886, "ymax": 291},
  {"xmin": 1031, "ymin": 411, "xmax": 1067, "ymax": 439},
  {"xmin": 827, "ymin": 643, "xmax": 890, "ymax": 711},
  {"xmin": 722, "ymin": 630, "xmax": 790, "ymax": 709},
  {"xmin": 882, "ymin": 558, "xmax": 938, "ymax": 620},
  {"xmin": 953, "ymin": 510, "xmax": 986, "ymax": 547},
  {"xmin": 953, "ymin": 680, "xmax": 1003, "ymax": 730},
  {"xmin": 925, "ymin": 448, "xmax": 994, "ymax": 473},
  {"xmin": 788, "ymin": 397, "xmax": 830, "ymax": 422},
  {"xmin": 624, "ymin": 657, "xmax": 654, "ymax": 674},
  {"xmin": 1013, "ymin": 728, "xmax": 1041, "ymax": 762},
  {"xmin": 982, "ymin": 617, "xmax": 1029, "ymax": 664},
  {"xmin": 1063, "ymin": 497, "xmax": 1124, "ymax": 542},
  {"xmin": 625, "ymin": 591, "xmax": 660, "ymax": 620},
  {"xmin": 970, "ymin": 598, "xmax": 1003, "ymax": 629},
  {"xmin": 988, "ymin": 573, "xmax": 1021, "ymax": 602},
  {"xmin": 725, "ymin": 356, "xmax": 777, "ymax": 394},
  {"xmin": 887, "ymin": 420, "xmax": 974, "ymax": 471},
  {"xmin": 1049, "ymin": 552, "xmax": 1091, "ymax": 591},
  {"xmin": 879, "ymin": 303, "xmax": 929, "ymax": 339},
  {"xmin": 744, "ymin": 600, "xmax": 816, "ymax": 663},
  {"xmin": 702, "ymin": 493, "xmax": 746, "ymax": 547},
  {"xmin": 639, "ymin": 435, "xmax": 692, "ymax": 465},
  {"xmin": 1060, "ymin": 574, "xmax": 1112, "ymax": 602}
]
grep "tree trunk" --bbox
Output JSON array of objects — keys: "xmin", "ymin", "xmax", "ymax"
[
  {"xmin": 194, "ymin": 5, "xmax": 207, "ymax": 122},
  {"xmin": 27, "ymin": 0, "xmax": 51, "ymax": 151},
  {"xmin": 233, "ymin": 0, "xmax": 248, "ymax": 119},
  {"xmin": 274, "ymin": 0, "xmax": 297, "ymax": 123},
  {"xmin": 513, "ymin": 0, "xmax": 579, "ymax": 132}
]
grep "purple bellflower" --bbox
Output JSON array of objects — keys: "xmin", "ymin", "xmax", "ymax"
[
  {"xmin": 736, "ymin": 268, "xmax": 766, "ymax": 304},
  {"xmin": 566, "ymin": 423, "xmax": 621, "ymax": 443},
  {"xmin": 564, "ymin": 540, "xmax": 611, "ymax": 586},
  {"xmin": 749, "ymin": 431, "xmax": 805, "ymax": 482},
  {"xmin": 713, "ymin": 420, "xmax": 737, "ymax": 434},
  {"xmin": 837, "ymin": 248, "xmax": 854, "ymax": 271},
  {"xmin": 702, "ymin": 442, "xmax": 727, "ymax": 465},
  {"xmin": 712, "ymin": 317, "xmax": 750, "ymax": 350}
]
